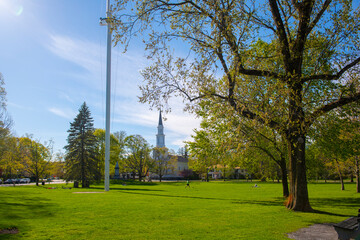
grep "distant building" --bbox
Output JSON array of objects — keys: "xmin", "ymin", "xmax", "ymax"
[
  {"xmin": 174, "ymin": 155, "xmax": 189, "ymax": 174},
  {"xmin": 207, "ymin": 165, "xmax": 248, "ymax": 180},
  {"xmin": 154, "ymin": 111, "xmax": 188, "ymax": 177}
]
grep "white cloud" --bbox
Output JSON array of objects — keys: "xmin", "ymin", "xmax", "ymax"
[
  {"xmin": 48, "ymin": 34, "xmax": 101, "ymax": 75},
  {"xmin": 8, "ymin": 102, "xmax": 33, "ymax": 111},
  {"xmin": 47, "ymin": 34, "xmax": 149, "ymax": 98},
  {"xmin": 165, "ymin": 112, "xmax": 200, "ymax": 136},
  {"xmin": 58, "ymin": 91, "xmax": 74, "ymax": 103},
  {"xmin": 48, "ymin": 107, "xmax": 75, "ymax": 120}
]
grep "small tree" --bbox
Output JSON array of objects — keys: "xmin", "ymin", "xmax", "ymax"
[
  {"xmin": 124, "ymin": 135, "xmax": 152, "ymax": 181},
  {"xmin": 49, "ymin": 151, "xmax": 65, "ymax": 179},
  {"xmin": 20, "ymin": 136, "xmax": 51, "ymax": 186},
  {"xmin": 153, "ymin": 147, "xmax": 172, "ymax": 182},
  {"xmin": 93, "ymin": 129, "xmax": 124, "ymax": 181},
  {"xmin": 65, "ymin": 102, "xmax": 99, "ymax": 187}
]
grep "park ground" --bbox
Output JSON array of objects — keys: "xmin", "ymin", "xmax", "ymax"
[{"xmin": 0, "ymin": 181, "xmax": 359, "ymax": 239}]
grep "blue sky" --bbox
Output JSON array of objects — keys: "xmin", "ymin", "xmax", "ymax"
[{"xmin": 0, "ymin": 0, "xmax": 200, "ymax": 154}]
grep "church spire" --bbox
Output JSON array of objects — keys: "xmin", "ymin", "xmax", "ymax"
[
  {"xmin": 158, "ymin": 110, "xmax": 163, "ymax": 126},
  {"xmin": 156, "ymin": 110, "xmax": 165, "ymax": 147}
]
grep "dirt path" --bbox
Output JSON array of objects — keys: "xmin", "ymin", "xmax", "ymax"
[{"xmin": 287, "ymin": 223, "xmax": 338, "ymax": 240}]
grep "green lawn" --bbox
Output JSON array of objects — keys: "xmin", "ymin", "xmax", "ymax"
[{"xmin": 0, "ymin": 181, "xmax": 358, "ymax": 239}]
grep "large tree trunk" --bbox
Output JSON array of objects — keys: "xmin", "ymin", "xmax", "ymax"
[
  {"xmin": 286, "ymin": 81, "xmax": 312, "ymax": 212},
  {"xmin": 286, "ymin": 134, "xmax": 312, "ymax": 211}
]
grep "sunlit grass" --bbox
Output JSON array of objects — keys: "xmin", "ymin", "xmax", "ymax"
[{"xmin": 0, "ymin": 181, "xmax": 358, "ymax": 239}]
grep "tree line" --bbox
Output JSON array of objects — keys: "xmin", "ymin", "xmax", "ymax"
[
  {"xmin": 0, "ymin": 75, "xmax": 185, "ymax": 186},
  {"xmin": 63, "ymin": 102, "xmax": 187, "ymax": 187},
  {"xmin": 186, "ymin": 100, "xmax": 360, "ymax": 196}
]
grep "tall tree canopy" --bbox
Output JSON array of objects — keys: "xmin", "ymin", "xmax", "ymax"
[
  {"xmin": 112, "ymin": 0, "xmax": 360, "ymax": 211},
  {"xmin": 65, "ymin": 102, "xmax": 99, "ymax": 187}
]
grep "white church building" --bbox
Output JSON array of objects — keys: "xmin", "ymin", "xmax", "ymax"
[{"xmin": 155, "ymin": 111, "xmax": 189, "ymax": 177}]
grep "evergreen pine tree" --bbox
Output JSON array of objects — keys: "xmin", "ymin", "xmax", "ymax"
[{"xmin": 65, "ymin": 102, "xmax": 99, "ymax": 187}]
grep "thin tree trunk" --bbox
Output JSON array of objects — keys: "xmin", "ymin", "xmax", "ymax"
[
  {"xmin": 280, "ymin": 159, "xmax": 289, "ymax": 197},
  {"xmin": 335, "ymin": 158, "xmax": 344, "ymax": 191},
  {"xmin": 138, "ymin": 169, "xmax": 142, "ymax": 182},
  {"xmin": 81, "ymin": 143, "xmax": 85, "ymax": 188},
  {"xmin": 356, "ymin": 157, "xmax": 360, "ymax": 193}
]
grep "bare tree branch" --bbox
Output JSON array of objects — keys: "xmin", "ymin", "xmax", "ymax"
[
  {"xmin": 306, "ymin": 0, "xmax": 332, "ymax": 35},
  {"xmin": 307, "ymin": 91, "xmax": 360, "ymax": 126},
  {"xmin": 302, "ymin": 56, "xmax": 360, "ymax": 82}
]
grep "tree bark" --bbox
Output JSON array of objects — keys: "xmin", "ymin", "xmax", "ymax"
[{"xmin": 286, "ymin": 134, "xmax": 312, "ymax": 211}]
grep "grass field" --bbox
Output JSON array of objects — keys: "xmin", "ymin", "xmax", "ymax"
[{"xmin": 0, "ymin": 181, "xmax": 359, "ymax": 239}]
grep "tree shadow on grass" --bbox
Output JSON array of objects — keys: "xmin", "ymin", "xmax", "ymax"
[
  {"xmin": 119, "ymin": 190, "xmax": 235, "ymax": 201},
  {"xmin": 116, "ymin": 189, "xmax": 358, "ymax": 218},
  {"xmin": 115, "ymin": 189, "xmax": 284, "ymax": 205},
  {"xmin": 109, "ymin": 180, "xmax": 159, "ymax": 186},
  {"xmin": 0, "ymin": 191, "xmax": 56, "ymax": 236},
  {"xmin": 311, "ymin": 209, "xmax": 352, "ymax": 217},
  {"xmin": 89, "ymin": 186, "xmax": 165, "ymax": 192},
  {"xmin": 311, "ymin": 197, "xmax": 360, "ymax": 209},
  {"xmin": 231, "ymin": 198, "xmax": 285, "ymax": 207},
  {"xmin": 309, "ymin": 197, "xmax": 360, "ymax": 217}
]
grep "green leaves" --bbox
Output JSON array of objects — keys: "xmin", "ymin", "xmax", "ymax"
[{"xmin": 112, "ymin": 0, "xmax": 360, "ymax": 211}]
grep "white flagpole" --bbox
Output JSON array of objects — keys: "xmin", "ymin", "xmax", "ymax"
[{"xmin": 103, "ymin": 0, "xmax": 111, "ymax": 191}]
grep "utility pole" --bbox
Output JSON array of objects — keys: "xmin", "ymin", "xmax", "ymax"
[{"xmin": 100, "ymin": 0, "xmax": 111, "ymax": 191}]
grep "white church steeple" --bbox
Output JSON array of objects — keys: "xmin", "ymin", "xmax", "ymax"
[{"xmin": 156, "ymin": 111, "xmax": 165, "ymax": 147}]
